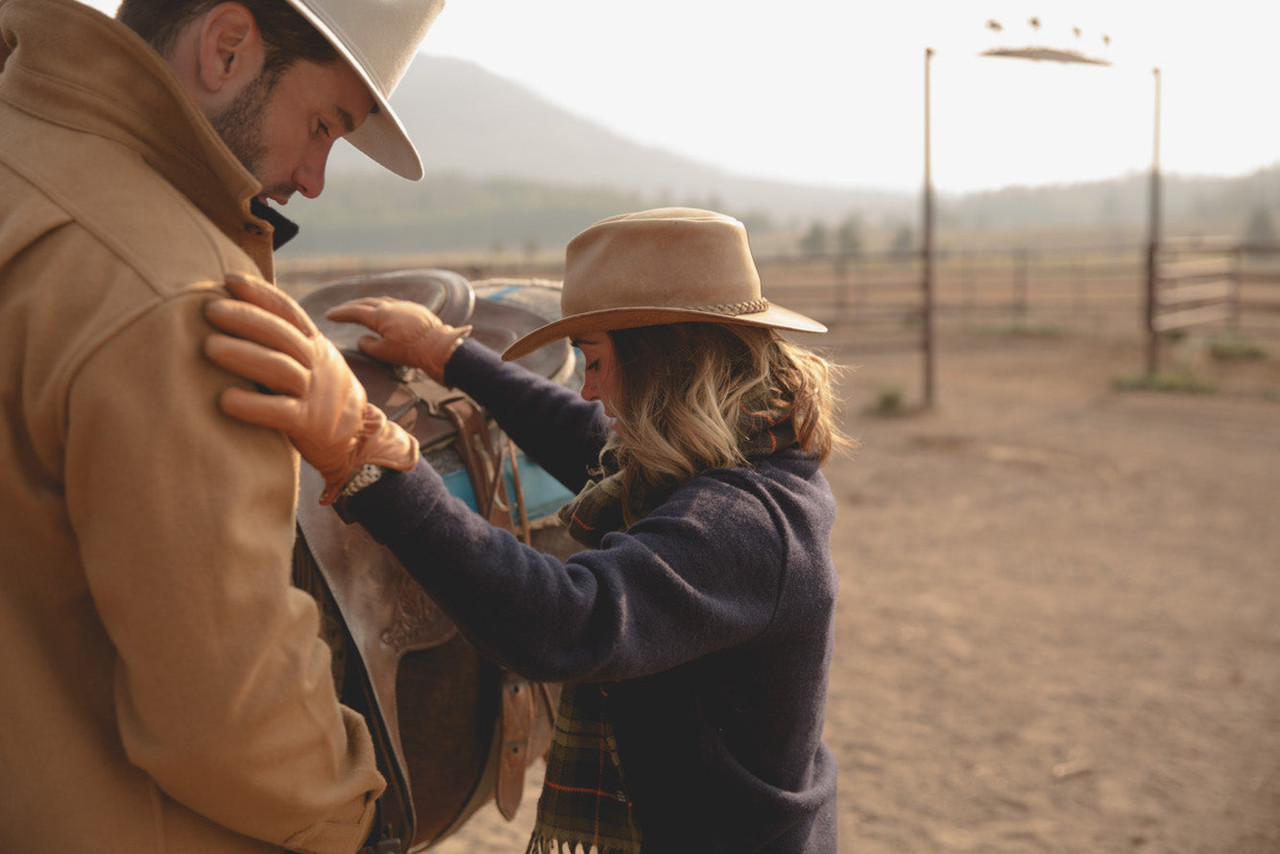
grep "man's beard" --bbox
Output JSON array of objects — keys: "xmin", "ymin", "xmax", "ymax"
[{"xmin": 210, "ymin": 73, "xmax": 279, "ymax": 195}]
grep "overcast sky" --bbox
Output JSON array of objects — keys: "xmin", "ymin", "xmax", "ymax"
[{"xmin": 77, "ymin": 0, "xmax": 1280, "ymax": 194}]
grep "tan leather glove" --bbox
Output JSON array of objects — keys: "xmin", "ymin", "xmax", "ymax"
[
  {"xmin": 204, "ymin": 273, "xmax": 420, "ymax": 505},
  {"xmin": 326, "ymin": 297, "xmax": 471, "ymax": 386}
]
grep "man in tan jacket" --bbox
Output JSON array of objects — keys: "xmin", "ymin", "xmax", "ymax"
[{"xmin": 0, "ymin": 0, "xmax": 439, "ymax": 850}]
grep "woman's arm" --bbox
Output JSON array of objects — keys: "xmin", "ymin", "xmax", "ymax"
[
  {"xmin": 444, "ymin": 338, "xmax": 609, "ymax": 492},
  {"xmin": 344, "ymin": 460, "xmax": 786, "ymax": 684}
]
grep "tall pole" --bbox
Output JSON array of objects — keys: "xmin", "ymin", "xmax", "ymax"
[
  {"xmin": 921, "ymin": 47, "xmax": 936, "ymax": 409},
  {"xmin": 1144, "ymin": 67, "xmax": 1163, "ymax": 375}
]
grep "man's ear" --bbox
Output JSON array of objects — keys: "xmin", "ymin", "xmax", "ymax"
[{"xmin": 196, "ymin": 2, "xmax": 264, "ymax": 94}]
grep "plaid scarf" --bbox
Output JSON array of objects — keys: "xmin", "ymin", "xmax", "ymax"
[
  {"xmin": 558, "ymin": 387, "xmax": 798, "ymax": 549},
  {"xmin": 528, "ymin": 390, "xmax": 798, "ymax": 852},
  {"xmin": 526, "ymin": 683, "xmax": 641, "ymax": 854}
]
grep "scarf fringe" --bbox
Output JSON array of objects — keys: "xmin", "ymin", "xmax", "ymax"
[{"xmin": 526, "ymin": 832, "xmax": 635, "ymax": 854}]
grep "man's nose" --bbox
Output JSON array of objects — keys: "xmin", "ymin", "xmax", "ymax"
[{"xmin": 293, "ymin": 146, "xmax": 330, "ymax": 199}]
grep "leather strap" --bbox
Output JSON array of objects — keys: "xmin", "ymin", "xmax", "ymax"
[
  {"xmin": 495, "ymin": 674, "xmax": 559, "ymax": 821},
  {"xmin": 438, "ymin": 396, "xmax": 515, "ymax": 532}
]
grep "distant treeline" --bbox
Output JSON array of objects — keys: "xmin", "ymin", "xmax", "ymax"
[
  {"xmin": 281, "ymin": 166, "xmax": 1280, "ymax": 260},
  {"xmin": 939, "ymin": 167, "xmax": 1280, "ymax": 232}
]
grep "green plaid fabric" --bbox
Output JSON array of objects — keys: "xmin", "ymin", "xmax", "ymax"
[
  {"xmin": 558, "ymin": 387, "xmax": 798, "ymax": 548},
  {"xmin": 525, "ymin": 683, "xmax": 642, "ymax": 854},
  {"xmin": 555, "ymin": 447, "xmax": 633, "ymax": 550}
]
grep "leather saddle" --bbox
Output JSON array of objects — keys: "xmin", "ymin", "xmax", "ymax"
[{"xmin": 291, "ymin": 269, "xmax": 568, "ymax": 852}]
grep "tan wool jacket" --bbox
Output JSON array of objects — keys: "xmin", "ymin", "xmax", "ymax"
[{"xmin": 0, "ymin": 1, "xmax": 385, "ymax": 851}]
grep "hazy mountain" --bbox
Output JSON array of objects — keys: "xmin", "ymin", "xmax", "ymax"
[
  {"xmin": 328, "ymin": 56, "xmax": 912, "ymax": 225},
  {"xmin": 286, "ymin": 56, "xmax": 1275, "ymax": 258}
]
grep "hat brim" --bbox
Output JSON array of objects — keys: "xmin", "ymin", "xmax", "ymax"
[
  {"xmin": 282, "ymin": 0, "xmax": 424, "ymax": 180},
  {"xmin": 344, "ymin": 107, "xmax": 422, "ymax": 181},
  {"xmin": 501, "ymin": 304, "xmax": 827, "ymax": 361}
]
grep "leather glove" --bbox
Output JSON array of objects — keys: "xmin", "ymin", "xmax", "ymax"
[
  {"xmin": 326, "ymin": 296, "xmax": 471, "ymax": 386},
  {"xmin": 204, "ymin": 273, "xmax": 420, "ymax": 505}
]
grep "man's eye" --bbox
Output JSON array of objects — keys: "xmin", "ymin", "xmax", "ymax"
[{"xmin": 317, "ymin": 120, "xmax": 330, "ymax": 137}]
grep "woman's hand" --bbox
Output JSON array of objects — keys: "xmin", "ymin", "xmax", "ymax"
[
  {"xmin": 204, "ymin": 273, "xmax": 419, "ymax": 504},
  {"xmin": 327, "ymin": 297, "xmax": 471, "ymax": 385}
]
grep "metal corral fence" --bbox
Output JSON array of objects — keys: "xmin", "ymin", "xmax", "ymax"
[
  {"xmin": 279, "ymin": 242, "xmax": 1280, "ymax": 404},
  {"xmin": 1145, "ymin": 239, "xmax": 1280, "ymax": 372},
  {"xmin": 751, "ymin": 246, "xmax": 1148, "ymax": 342},
  {"xmin": 749, "ymin": 247, "xmax": 1152, "ymax": 408},
  {"xmin": 753, "ymin": 242, "xmax": 1280, "ymax": 400},
  {"xmin": 283, "ymin": 246, "xmax": 1155, "ymax": 335}
]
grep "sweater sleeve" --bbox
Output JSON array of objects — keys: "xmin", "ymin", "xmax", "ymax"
[
  {"xmin": 444, "ymin": 338, "xmax": 609, "ymax": 493},
  {"xmin": 344, "ymin": 456, "xmax": 788, "ymax": 684},
  {"xmin": 66, "ymin": 293, "xmax": 383, "ymax": 854}
]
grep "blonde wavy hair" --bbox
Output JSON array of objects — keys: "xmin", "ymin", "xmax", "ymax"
[{"xmin": 601, "ymin": 322, "xmax": 855, "ymax": 514}]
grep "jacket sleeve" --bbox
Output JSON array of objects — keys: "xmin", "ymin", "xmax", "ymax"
[
  {"xmin": 64, "ymin": 291, "xmax": 384, "ymax": 854},
  {"xmin": 444, "ymin": 338, "xmax": 610, "ymax": 493},
  {"xmin": 346, "ymin": 457, "xmax": 786, "ymax": 684}
]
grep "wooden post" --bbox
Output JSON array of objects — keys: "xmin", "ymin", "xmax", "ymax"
[
  {"xmin": 921, "ymin": 47, "xmax": 936, "ymax": 409},
  {"xmin": 1014, "ymin": 248, "xmax": 1029, "ymax": 319},
  {"xmin": 1144, "ymin": 67, "xmax": 1163, "ymax": 375}
]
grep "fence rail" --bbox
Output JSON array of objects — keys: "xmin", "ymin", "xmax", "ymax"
[
  {"xmin": 277, "ymin": 247, "xmax": 1150, "ymax": 332},
  {"xmin": 749, "ymin": 247, "xmax": 1149, "ymax": 342},
  {"xmin": 278, "ymin": 241, "xmax": 1280, "ymax": 403}
]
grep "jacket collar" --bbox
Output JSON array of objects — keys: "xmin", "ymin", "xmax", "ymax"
[
  {"xmin": 251, "ymin": 199, "xmax": 301, "ymax": 251},
  {"xmin": 0, "ymin": 0, "xmax": 294, "ymax": 266}
]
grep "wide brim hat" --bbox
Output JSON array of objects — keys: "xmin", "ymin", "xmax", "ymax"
[
  {"xmin": 502, "ymin": 208, "xmax": 827, "ymax": 361},
  {"xmin": 283, "ymin": 0, "xmax": 445, "ymax": 180}
]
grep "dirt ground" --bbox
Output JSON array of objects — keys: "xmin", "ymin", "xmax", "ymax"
[{"xmin": 428, "ymin": 320, "xmax": 1280, "ymax": 853}]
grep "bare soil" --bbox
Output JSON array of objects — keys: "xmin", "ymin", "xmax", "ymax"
[{"xmin": 430, "ymin": 320, "xmax": 1280, "ymax": 853}]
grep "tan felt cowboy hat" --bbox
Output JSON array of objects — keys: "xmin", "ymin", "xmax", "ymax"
[
  {"xmin": 502, "ymin": 207, "xmax": 828, "ymax": 361},
  {"xmin": 283, "ymin": 0, "xmax": 445, "ymax": 180}
]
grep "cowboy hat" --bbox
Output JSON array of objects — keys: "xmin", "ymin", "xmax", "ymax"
[
  {"xmin": 282, "ymin": 0, "xmax": 444, "ymax": 180},
  {"xmin": 502, "ymin": 208, "xmax": 827, "ymax": 361}
]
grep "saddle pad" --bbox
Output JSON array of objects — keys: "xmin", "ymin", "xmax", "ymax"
[
  {"xmin": 468, "ymin": 298, "xmax": 574, "ymax": 385},
  {"xmin": 441, "ymin": 449, "xmax": 575, "ymax": 524}
]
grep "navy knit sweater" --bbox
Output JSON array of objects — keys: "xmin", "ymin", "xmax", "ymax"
[{"xmin": 345, "ymin": 339, "xmax": 839, "ymax": 852}]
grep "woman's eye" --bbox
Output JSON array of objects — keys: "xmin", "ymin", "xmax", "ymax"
[
  {"xmin": 585, "ymin": 360, "xmax": 599, "ymax": 371},
  {"xmin": 317, "ymin": 120, "xmax": 330, "ymax": 138}
]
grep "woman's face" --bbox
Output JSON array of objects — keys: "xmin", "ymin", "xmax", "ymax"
[{"xmin": 573, "ymin": 333, "xmax": 621, "ymax": 419}]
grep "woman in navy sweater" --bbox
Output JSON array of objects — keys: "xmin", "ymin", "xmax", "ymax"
[{"xmin": 205, "ymin": 208, "xmax": 851, "ymax": 853}]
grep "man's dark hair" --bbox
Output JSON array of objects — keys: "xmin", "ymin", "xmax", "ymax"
[{"xmin": 117, "ymin": 0, "xmax": 340, "ymax": 83}]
